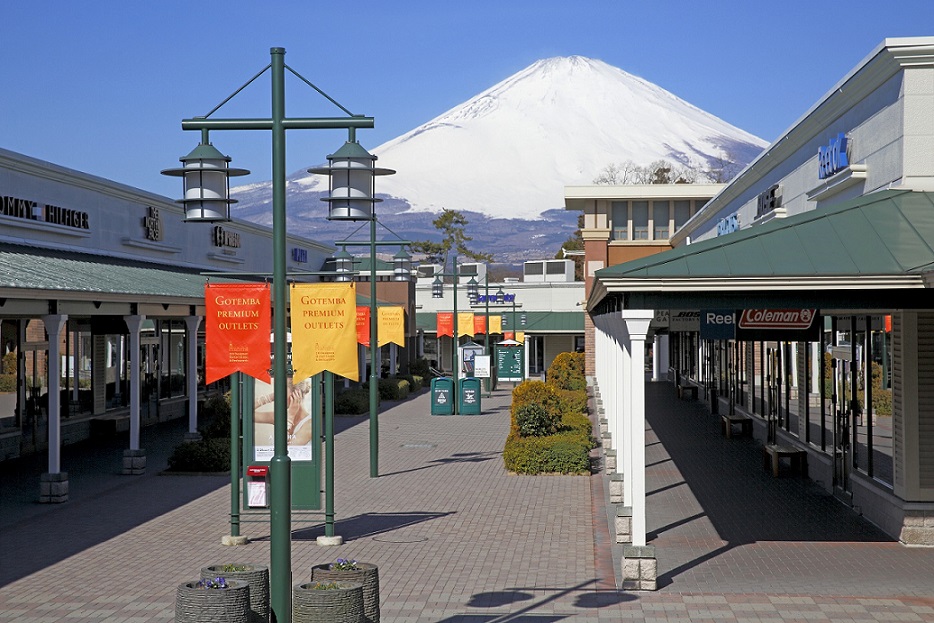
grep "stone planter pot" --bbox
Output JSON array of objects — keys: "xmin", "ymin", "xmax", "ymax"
[
  {"xmin": 310, "ymin": 562, "xmax": 379, "ymax": 623},
  {"xmin": 175, "ymin": 579, "xmax": 250, "ymax": 623},
  {"xmin": 201, "ymin": 564, "xmax": 269, "ymax": 623},
  {"xmin": 293, "ymin": 582, "xmax": 364, "ymax": 623}
]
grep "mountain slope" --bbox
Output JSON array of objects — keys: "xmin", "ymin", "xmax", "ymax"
[{"xmin": 232, "ymin": 55, "xmax": 767, "ymax": 260}]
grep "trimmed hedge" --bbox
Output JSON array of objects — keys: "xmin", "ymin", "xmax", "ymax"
[
  {"xmin": 503, "ymin": 352, "xmax": 593, "ymax": 475},
  {"xmin": 167, "ymin": 437, "xmax": 230, "ymax": 473},
  {"xmin": 335, "ymin": 388, "xmax": 372, "ymax": 415},
  {"xmin": 0, "ymin": 374, "xmax": 15, "ymax": 393}
]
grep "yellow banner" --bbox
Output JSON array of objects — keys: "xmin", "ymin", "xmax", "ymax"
[
  {"xmin": 489, "ymin": 314, "xmax": 502, "ymax": 334},
  {"xmin": 378, "ymin": 306, "xmax": 406, "ymax": 347},
  {"xmin": 516, "ymin": 331, "xmax": 525, "ymax": 344},
  {"xmin": 457, "ymin": 312, "xmax": 475, "ymax": 337},
  {"xmin": 290, "ymin": 283, "xmax": 358, "ymax": 382}
]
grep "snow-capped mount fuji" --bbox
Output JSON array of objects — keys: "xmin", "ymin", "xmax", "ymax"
[
  {"xmin": 278, "ymin": 55, "xmax": 765, "ymax": 219},
  {"xmin": 231, "ymin": 55, "xmax": 766, "ymax": 261}
]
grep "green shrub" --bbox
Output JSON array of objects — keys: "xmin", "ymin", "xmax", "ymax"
[
  {"xmin": 511, "ymin": 380, "xmax": 562, "ymax": 419},
  {"xmin": 547, "ymin": 352, "xmax": 586, "ymax": 391},
  {"xmin": 400, "ymin": 375, "xmax": 424, "ymax": 392},
  {"xmin": 374, "ymin": 378, "xmax": 410, "ymax": 401},
  {"xmin": 335, "ymin": 388, "xmax": 371, "ymax": 414},
  {"xmin": 167, "ymin": 437, "xmax": 230, "ymax": 472},
  {"xmin": 503, "ymin": 431, "xmax": 591, "ymax": 474},
  {"xmin": 554, "ymin": 388, "xmax": 588, "ymax": 416},
  {"xmin": 560, "ymin": 409, "xmax": 596, "ymax": 444},
  {"xmin": 198, "ymin": 394, "xmax": 232, "ymax": 439},
  {"xmin": 410, "ymin": 357, "xmax": 432, "ymax": 378},
  {"xmin": 2, "ymin": 351, "xmax": 16, "ymax": 375},
  {"xmin": 0, "ymin": 374, "xmax": 15, "ymax": 393},
  {"xmin": 515, "ymin": 402, "xmax": 560, "ymax": 437}
]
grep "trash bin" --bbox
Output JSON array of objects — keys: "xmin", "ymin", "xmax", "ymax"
[
  {"xmin": 459, "ymin": 377, "xmax": 482, "ymax": 415},
  {"xmin": 430, "ymin": 377, "xmax": 455, "ymax": 415},
  {"xmin": 246, "ymin": 465, "xmax": 269, "ymax": 507}
]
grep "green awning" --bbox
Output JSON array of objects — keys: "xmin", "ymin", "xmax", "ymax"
[{"xmin": 591, "ymin": 190, "xmax": 934, "ymax": 311}]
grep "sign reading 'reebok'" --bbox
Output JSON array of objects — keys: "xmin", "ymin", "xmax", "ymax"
[
  {"xmin": 205, "ymin": 283, "xmax": 271, "ymax": 384},
  {"xmin": 735, "ymin": 309, "xmax": 820, "ymax": 341},
  {"xmin": 290, "ymin": 283, "xmax": 358, "ymax": 382}
]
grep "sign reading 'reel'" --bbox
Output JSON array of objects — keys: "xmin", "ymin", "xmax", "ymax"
[
  {"xmin": 735, "ymin": 309, "xmax": 820, "ymax": 341},
  {"xmin": 818, "ymin": 133, "xmax": 849, "ymax": 179}
]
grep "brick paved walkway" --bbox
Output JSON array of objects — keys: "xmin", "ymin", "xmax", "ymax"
[{"xmin": 1, "ymin": 381, "xmax": 933, "ymax": 622}]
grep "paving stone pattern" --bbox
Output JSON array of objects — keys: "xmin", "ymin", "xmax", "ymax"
[{"xmin": 1, "ymin": 381, "xmax": 933, "ymax": 622}]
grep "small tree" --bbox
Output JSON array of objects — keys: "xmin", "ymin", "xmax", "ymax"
[{"xmin": 411, "ymin": 208, "xmax": 493, "ymax": 264}]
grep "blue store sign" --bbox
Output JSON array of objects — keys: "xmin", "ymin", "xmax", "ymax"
[
  {"xmin": 700, "ymin": 309, "xmax": 736, "ymax": 340},
  {"xmin": 818, "ymin": 133, "xmax": 849, "ymax": 179}
]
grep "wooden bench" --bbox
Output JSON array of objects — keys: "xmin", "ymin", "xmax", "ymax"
[
  {"xmin": 721, "ymin": 413, "xmax": 752, "ymax": 439},
  {"xmin": 677, "ymin": 384, "xmax": 698, "ymax": 400},
  {"xmin": 763, "ymin": 444, "xmax": 807, "ymax": 477}
]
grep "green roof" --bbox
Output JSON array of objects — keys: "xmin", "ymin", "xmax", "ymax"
[
  {"xmin": 598, "ymin": 190, "xmax": 934, "ymax": 279},
  {"xmin": 592, "ymin": 190, "xmax": 934, "ymax": 311},
  {"xmin": 0, "ymin": 244, "xmax": 226, "ymax": 300}
]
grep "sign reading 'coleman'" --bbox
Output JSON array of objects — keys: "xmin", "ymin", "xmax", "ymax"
[
  {"xmin": 1, "ymin": 195, "xmax": 90, "ymax": 230},
  {"xmin": 735, "ymin": 308, "xmax": 820, "ymax": 341}
]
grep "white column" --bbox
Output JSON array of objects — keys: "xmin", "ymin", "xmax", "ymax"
[
  {"xmin": 124, "ymin": 315, "xmax": 146, "ymax": 450},
  {"xmin": 42, "ymin": 314, "xmax": 67, "ymax": 474},
  {"xmin": 184, "ymin": 316, "xmax": 201, "ymax": 435},
  {"xmin": 623, "ymin": 310, "xmax": 653, "ymax": 548},
  {"xmin": 613, "ymin": 313, "xmax": 631, "ymax": 500}
]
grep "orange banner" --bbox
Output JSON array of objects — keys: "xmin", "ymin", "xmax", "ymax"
[
  {"xmin": 474, "ymin": 315, "xmax": 487, "ymax": 335},
  {"xmin": 457, "ymin": 312, "xmax": 475, "ymax": 337},
  {"xmin": 505, "ymin": 331, "xmax": 514, "ymax": 341},
  {"xmin": 205, "ymin": 283, "xmax": 271, "ymax": 384},
  {"xmin": 489, "ymin": 314, "xmax": 502, "ymax": 334},
  {"xmin": 437, "ymin": 312, "xmax": 454, "ymax": 337},
  {"xmin": 356, "ymin": 306, "xmax": 370, "ymax": 347},
  {"xmin": 378, "ymin": 306, "xmax": 405, "ymax": 347},
  {"xmin": 290, "ymin": 283, "xmax": 358, "ymax": 382}
]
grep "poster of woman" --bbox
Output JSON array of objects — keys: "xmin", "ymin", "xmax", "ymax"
[{"xmin": 253, "ymin": 376, "xmax": 313, "ymax": 461}]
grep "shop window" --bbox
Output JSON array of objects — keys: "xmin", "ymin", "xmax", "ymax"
[
  {"xmin": 674, "ymin": 200, "xmax": 692, "ymax": 230},
  {"xmin": 653, "ymin": 201, "xmax": 670, "ymax": 240},
  {"xmin": 610, "ymin": 201, "xmax": 628, "ymax": 240},
  {"xmin": 632, "ymin": 201, "xmax": 648, "ymax": 240}
]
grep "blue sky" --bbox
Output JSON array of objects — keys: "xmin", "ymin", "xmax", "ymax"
[{"xmin": 2, "ymin": 2, "xmax": 932, "ymax": 198}]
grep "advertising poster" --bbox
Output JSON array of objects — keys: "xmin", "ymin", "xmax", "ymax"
[{"xmin": 253, "ymin": 376, "xmax": 314, "ymax": 462}]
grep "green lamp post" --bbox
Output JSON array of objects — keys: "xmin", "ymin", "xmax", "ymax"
[{"xmin": 163, "ymin": 47, "xmax": 378, "ymax": 623}]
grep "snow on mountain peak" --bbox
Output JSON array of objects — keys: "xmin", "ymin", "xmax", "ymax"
[{"xmin": 251, "ymin": 55, "xmax": 767, "ymax": 220}]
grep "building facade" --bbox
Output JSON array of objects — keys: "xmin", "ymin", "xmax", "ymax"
[{"xmin": 589, "ymin": 37, "xmax": 934, "ymax": 550}]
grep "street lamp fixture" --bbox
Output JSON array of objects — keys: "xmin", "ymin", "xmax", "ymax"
[
  {"xmin": 164, "ymin": 47, "xmax": 378, "ymax": 623},
  {"xmin": 393, "ymin": 248, "xmax": 413, "ymax": 282},
  {"xmin": 467, "ymin": 276, "xmax": 479, "ymax": 304},
  {"xmin": 332, "ymin": 247, "xmax": 355, "ymax": 282},
  {"xmin": 495, "ymin": 287, "xmax": 506, "ymax": 305},
  {"xmin": 161, "ymin": 139, "xmax": 250, "ymax": 222},
  {"xmin": 432, "ymin": 275, "xmax": 444, "ymax": 299}
]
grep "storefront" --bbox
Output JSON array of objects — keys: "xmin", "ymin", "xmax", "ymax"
[
  {"xmin": 590, "ymin": 38, "xmax": 934, "ymax": 547},
  {"xmin": 0, "ymin": 147, "xmax": 333, "ymax": 499}
]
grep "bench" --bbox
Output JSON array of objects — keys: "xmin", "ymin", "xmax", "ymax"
[
  {"xmin": 677, "ymin": 384, "xmax": 698, "ymax": 400},
  {"xmin": 721, "ymin": 413, "xmax": 752, "ymax": 439},
  {"xmin": 762, "ymin": 444, "xmax": 807, "ymax": 477}
]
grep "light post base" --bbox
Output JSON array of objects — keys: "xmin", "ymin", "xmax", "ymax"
[
  {"xmin": 316, "ymin": 535, "xmax": 344, "ymax": 546},
  {"xmin": 221, "ymin": 534, "xmax": 250, "ymax": 546}
]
